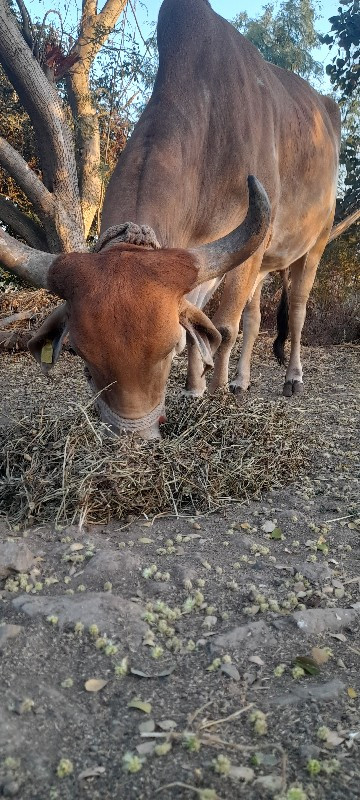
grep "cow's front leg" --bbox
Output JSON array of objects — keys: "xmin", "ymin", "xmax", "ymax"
[
  {"xmin": 230, "ymin": 275, "xmax": 266, "ymax": 394},
  {"xmin": 185, "ymin": 333, "xmax": 207, "ymax": 396},
  {"xmin": 209, "ymin": 253, "xmax": 264, "ymax": 394}
]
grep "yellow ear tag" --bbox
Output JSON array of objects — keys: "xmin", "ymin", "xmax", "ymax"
[{"xmin": 41, "ymin": 340, "xmax": 53, "ymax": 365}]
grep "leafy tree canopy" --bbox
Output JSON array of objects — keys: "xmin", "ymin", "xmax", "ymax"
[
  {"xmin": 232, "ymin": 0, "xmax": 322, "ymax": 80},
  {"xmin": 322, "ymin": 0, "xmax": 359, "ymax": 97}
]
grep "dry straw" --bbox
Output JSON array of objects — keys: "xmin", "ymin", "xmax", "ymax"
[{"xmin": 0, "ymin": 390, "xmax": 311, "ymax": 526}]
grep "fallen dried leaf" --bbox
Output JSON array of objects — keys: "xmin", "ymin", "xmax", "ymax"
[
  {"xmin": 329, "ymin": 633, "xmax": 347, "ymax": 642},
  {"xmin": 139, "ymin": 719, "xmax": 155, "ymax": 734},
  {"xmin": 249, "ymin": 655, "xmax": 265, "ymax": 667},
  {"xmin": 137, "ymin": 741, "xmax": 156, "ymax": 756},
  {"xmin": 78, "ymin": 766, "xmax": 105, "ymax": 780},
  {"xmin": 128, "ymin": 697, "xmax": 152, "ymax": 714},
  {"xmin": 84, "ymin": 679, "xmax": 108, "ymax": 693},
  {"xmin": 221, "ymin": 663, "xmax": 240, "ymax": 681},
  {"xmin": 131, "ymin": 666, "xmax": 175, "ymax": 679},
  {"xmin": 158, "ymin": 719, "xmax": 177, "ymax": 731}
]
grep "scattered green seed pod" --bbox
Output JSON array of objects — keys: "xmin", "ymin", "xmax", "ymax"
[{"xmin": 56, "ymin": 758, "xmax": 74, "ymax": 778}]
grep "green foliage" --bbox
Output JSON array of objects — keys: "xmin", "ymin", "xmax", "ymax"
[
  {"xmin": 233, "ymin": 0, "xmax": 322, "ymax": 79},
  {"xmin": 322, "ymin": 0, "xmax": 359, "ymax": 98},
  {"xmin": 322, "ymin": 1, "xmax": 359, "ymax": 214},
  {"xmin": 338, "ymin": 90, "xmax": 360, "ymax": 214}
]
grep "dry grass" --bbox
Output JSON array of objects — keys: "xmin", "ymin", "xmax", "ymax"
[{"xmin": 0, "ymin": 390, "xmax": 312, "ymax": 526}]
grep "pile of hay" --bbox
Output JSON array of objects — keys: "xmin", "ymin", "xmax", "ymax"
[{"xmin": 0, "ymin": 391, "xmax": 312, "ymax": 526}]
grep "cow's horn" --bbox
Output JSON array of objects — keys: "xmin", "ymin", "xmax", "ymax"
[
  {"xmin": 0, "ymin": 229, "xmax": 57, "ymax": 289},
  {"xmin": 189, "ymin": 176, "xmax": 271, "ymax": 285}
]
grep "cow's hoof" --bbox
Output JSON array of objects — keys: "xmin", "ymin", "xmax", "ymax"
[
  {"xmin": 282, "ymin": 380, "xmax": 304, "ymax": 397},
  {"xmin": 293, "ymin": 380, "xmax": 304, "ymax": 396},
  {"xmin": 282, "ymin": 381, "xmax": 293, "ymax": 397},
  {"xmin": 229, "ymin": 382, "xmax": 249, "ymax": 400}
]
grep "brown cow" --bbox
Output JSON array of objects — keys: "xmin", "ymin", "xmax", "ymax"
[{"xmin": 1, "ymin": 0, "xmax": 342, "ymax": 437}]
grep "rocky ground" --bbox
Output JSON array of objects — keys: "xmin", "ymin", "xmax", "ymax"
[{"xmin": 0, "ymin": 339, "xmax": 359, "ymax": 800}]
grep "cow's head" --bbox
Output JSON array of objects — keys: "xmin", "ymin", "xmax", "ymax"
[{"xmin": 11, "ymin": 177, "xmax": 271, "ymax": 438}]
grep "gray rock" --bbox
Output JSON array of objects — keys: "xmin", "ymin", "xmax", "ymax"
[
  {"xmin": 292, "ymin": 607, "xmax": 358, "ymax": 634},
  {"xmin": 270, "ymin": 678, "xmax": 346, "ymax": 707},
  {"xmin": 173, "ymin": 564, "xmax": 198, "ymax": 585},
  {"xmin": 12, "ymin": 592, "xmax": 147, "ymax": 645},
  {"xmin": 212, "ymin": 620, "xmax": 277, "ymax": 652},
  {"xmin": 254, "ymin": 775, "xmax": 283, "ymax": 793},
  {"xmin": 3, "ymin": 781, "xmax": 20, "ymax": 797},
  {"xmin": 81, "ymin": 549, "xmax": 141, "ymax": 582},
  {"xmin": 294, "ymin": 561, "xmax": 332, "ymax": 584},
  {"xmin": 0, "ymin": 624, "xmax": 22, "ymax": 649},
  {"xmin": 229, "ymin": 766, "xmax": 255, "ymax": 782},
  {"xmin": 0, "ymin": 542, "xmax": 35, "ymax": 578},
  {"xmin": 300, "ymin": 744, "xmax": 321, "ymax": 760}
]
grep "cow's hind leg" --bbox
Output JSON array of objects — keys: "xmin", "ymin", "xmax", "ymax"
[{"xmin": 283, "ymin": 215, "xmax": 334, "ymax": 396}]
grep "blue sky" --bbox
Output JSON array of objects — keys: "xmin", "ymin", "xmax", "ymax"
[
  {"xmin": 136, "ymin": 0, "xmax": 339, "ymax": 83},
  {"xmin": 28, "ymin": 0, "xmax": 340, "ymax": 86},
  {"xmin": 138, "ymin": 0, "xmax": 338, "ymax": 33}
]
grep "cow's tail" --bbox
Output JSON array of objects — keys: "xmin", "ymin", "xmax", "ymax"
[{"xmin": 273, "ymin": 268, "xmax": 289, "ymax": 366}]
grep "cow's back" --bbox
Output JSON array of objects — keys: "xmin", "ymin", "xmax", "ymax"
[{"xmin": 103, "ymin": 0, "xmax": 340, "ymax": 258}]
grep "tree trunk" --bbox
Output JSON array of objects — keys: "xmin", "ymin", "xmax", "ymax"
[{"xmin": 0, "ymin": 0, "xmax": 85, "ymax": 253}]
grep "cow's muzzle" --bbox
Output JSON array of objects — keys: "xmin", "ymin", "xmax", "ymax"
[{"xmin": 85, "ymin": 371, "xmax": 165, "ymax": 440}]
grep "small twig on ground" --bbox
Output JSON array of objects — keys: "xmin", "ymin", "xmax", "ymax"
[
  {"xmin": 188, "ymin": 698, "xmax": 215, "ymax": 726},
  {"xmin": 199, "ymin": 733, "xmax": 258, "ymax": 752},
  {"xmin": 155, "ymin": 783, "xmax": 223, "ymax": 798},
  {"xmin": 0, "ymin": 310, "xmax": 34, "ymax": 329},
  {"xmin": 198, "ymin": 703, "xmax": 253, "ymax": 731},
  {"xmin": 281, "ymin": 747, "xmax": 288, "ymax": 791},
  {"xmin": 324, "ymin": 513, "xmax": 356, "ymax": 523},
  {"xmin": 348, "ymin": 646, "xmax": 360, "ymax": 657}
]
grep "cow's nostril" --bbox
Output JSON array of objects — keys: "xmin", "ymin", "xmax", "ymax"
[{"xmin": 159, "ymin": 415, "xmax": 167, "ymax": 425}]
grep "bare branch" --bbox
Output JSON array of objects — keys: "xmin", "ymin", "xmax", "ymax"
[
  {"xmin": 14, "ymin": 0, "xmax": 34, "ymax": 49},
  {"xmin": 0, "ymin": 195, "xmax": 47, "ymax": 250},
  {"xmin": 328, "ymin": 208, "xmax": 360, "ymax": 242},
  {"xmin": 0, "ymin": 137, "xmax": 54, "ymax": 219},
  {"xmin": 0, "ymin": 0, "xmax": 85, "ymax": 251},
  {"xmin": 0, "ymin": 310, "xmax": 34, "ymax": 329},
  {"xmin": 0, "ymin": 228, "xmax": 55, "ymax": 288}
]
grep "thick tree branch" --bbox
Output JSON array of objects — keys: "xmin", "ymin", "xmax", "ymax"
[
  {"xmin": 14, "ymin": 0, "xmax": 34, "ymax": 49},
  {"xmin": 0, "ymin": 0, "xmax": 85, "ymax": 251},
  {"xmin": 0, "ymin": 228, "xmax": 55, "ymax": 288},
  {"xmin": 328, "ymin": 208, "xmax": 360, "ymax": 242},
  {"xmin": 0, "ymin": 195, "xmax": 47, "ymax": 250},
  {"xmin": 0, "ymin": 137, "xmax": 54, "ymax": 219},
  {"xmin": 67, "ymin": 0, "xmax": 128, "ymax": 236}
]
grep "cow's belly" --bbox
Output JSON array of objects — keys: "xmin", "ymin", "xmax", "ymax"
[{"xmin": 262, "ymin": 187, "xmax": 336, "ymax": 271}]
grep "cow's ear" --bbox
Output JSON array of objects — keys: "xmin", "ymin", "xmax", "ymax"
[
  {"xmin": 179, "ymin": 299, "xmax": 222, "ymax": 369},
  {"xmin": 28, "ymin": 304, "xmax": 68, "ymax": 375}
]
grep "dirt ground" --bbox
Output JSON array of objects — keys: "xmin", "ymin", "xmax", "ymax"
[{"xmin": 0, "ymin": 337, "xmax": 359, "ymax": 800}]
